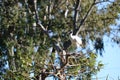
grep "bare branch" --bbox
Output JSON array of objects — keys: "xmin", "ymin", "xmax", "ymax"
[
  {"xmin": 76, "ymin": 1, "xmax": 96, "ymax": 35},
  {"xmin": 94, "ymin": 0, "xmax": 114, "ymax": 5},
  {"xmin": 73, "ymin": 0, "xmax": 81, "ymax": 35},
  {"xmin": 37, "ymin": 21, "xmax": 46, "ymax": 31},
  {"xmin": 76, "ymin": 0, "xmax": 115, "ymax": 35},
  {"xmin": 29, "ymin": 0, "xmax": 64, "ymax": 55}
]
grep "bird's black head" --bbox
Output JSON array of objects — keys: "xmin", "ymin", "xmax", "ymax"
[
  {"xmin": 68, "ymin": 31, "xmax": 73, "ymax": 35},
  {"xmin": 68, "ymin": 29, "xmax": 78, "ymax": 35}
]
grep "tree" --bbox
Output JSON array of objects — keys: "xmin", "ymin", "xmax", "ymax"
[{"xmin": 0, "ymin": 0, "xmax": 120, "ymax": 80}]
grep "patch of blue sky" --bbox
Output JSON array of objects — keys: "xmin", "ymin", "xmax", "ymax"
[
  {"xmin": 96, "ymin": 0, "xmax": 115, "ymax": 10},
  {"xmin": 96, "ymin": 29, "xmax": 120, "ymax": 79}
]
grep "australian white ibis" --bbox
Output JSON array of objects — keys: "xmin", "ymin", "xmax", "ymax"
[{"xmin": 70, "ymin": 32, "xmax": 82, "ymax": 48}]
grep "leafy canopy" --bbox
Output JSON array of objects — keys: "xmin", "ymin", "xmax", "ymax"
[{"xmin": 0, "ymin": 0, "xmax": 120, "ymax": 80}]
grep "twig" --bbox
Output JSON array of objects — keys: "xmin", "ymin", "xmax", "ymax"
[{"xmin": 94, "ymin": 0, "xmax": 114, "ymax": 5}]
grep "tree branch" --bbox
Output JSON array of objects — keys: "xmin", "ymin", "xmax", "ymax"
[
  {"xmin": 94, "ymin": 0, "xmax": 114, "ymax": 5},
  {"xmin": 33, "ymin": 0, "xmax": 64, "ymax": 54},
  {"xmin": 26, "ymin": 0, "xmax": 47, "ymax": 32},
  {"xmin": 76, "ymin": 1, "xmax": 96, "ymax": 35},
  {"xmin": 73, "ymin": 0, "xmax": 81, "ymax": 35}
]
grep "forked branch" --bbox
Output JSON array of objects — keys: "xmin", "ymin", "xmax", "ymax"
[{"xmin": 76, "ymin": 0, "xmax": 97, "ymax": 35}]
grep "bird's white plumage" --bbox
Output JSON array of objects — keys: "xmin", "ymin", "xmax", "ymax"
[{"xmin": 70, "ymin": 33, "xmax": 82, "ymax": 47}]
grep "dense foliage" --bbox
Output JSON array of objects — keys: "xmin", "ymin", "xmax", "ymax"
[{"xmin": 0, "ymin": 0, "xmax": 120, "ymax": 80}]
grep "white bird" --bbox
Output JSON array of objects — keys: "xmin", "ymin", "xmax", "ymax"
[{"xmin": 70, "ymin": 33, "xmax": 82, "ymax": 48}]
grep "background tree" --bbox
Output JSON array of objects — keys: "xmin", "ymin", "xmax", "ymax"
[{"xmin": 0, "ymin": 0, "xmax": 120, "ymax": 80}]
